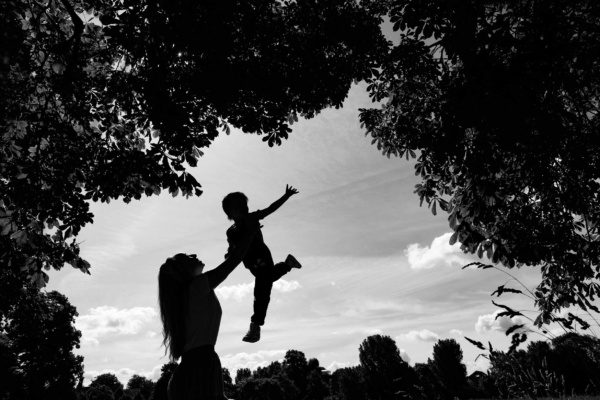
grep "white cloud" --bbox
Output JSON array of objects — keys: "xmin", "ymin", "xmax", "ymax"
[
  {"xmin": 449, "ymin": 329, "xmax": 463, "ymax": 336},
  {"xmin": 144, "ymin": 365, "xmax": 164, "ymax": 382},
  {"xmin": 405, "ymin": 232, "xmax": 469, "ymax": 270},
  {"xmin": 216, "ymin": 279, "xmax": 301, "ymax": 301},
  {"xmin": 216, "ymin": 282, "xmax": 254, "ymax": 301},
  {"xmin": 466, "ymin": 357, "xmax": 491, "ymax": 376},
  {"xmin": 399, "ymin": 349, "xmax": 411, "ymax": 364},
  {"xmin": 326, "ymin": 361, "xmax": 356, "ymax": 372},
  {"xmin": 76, "ymin": 306, "xmax": 157, "ymax": 345},
  {"xmin": 145, "ymin": 331, "xmax": 158, "ymax": 338},
  {"xmin": 332, "ymin": 328, "xmax": 383, "ymax": 336},
  {"xmin": 273, "ymin": 279, "xmax": 302, "ymax": 293},
  {"xmin": 475, "ymin": 310, "xmax": 525, "ymax": 333},
  {"xmin": 221, "ymin": 350, "xmax": 286, "ymax": 373},
  {"xmin": 396, "ymin": 329, "xmax": 440, "ymax": 342}
]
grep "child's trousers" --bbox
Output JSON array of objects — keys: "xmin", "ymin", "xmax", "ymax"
[{"xmin": 248, "ymin": 262, "xmax": 292, "ymax": 326}]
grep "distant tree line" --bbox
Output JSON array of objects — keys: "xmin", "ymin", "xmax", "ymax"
[
  {"xmin": 117, "ymin": 333, "xmax": 600, "ymax": 400},
  {"xmin": 73, "ymin": 333, "xmax": 600, "ymax": 400},
  {"xmin": 4, "ymin": 288, "xmax": 599, "ymax": 400}
]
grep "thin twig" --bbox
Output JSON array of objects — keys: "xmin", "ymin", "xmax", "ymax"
[{"xmin": 58, "ymin": 0, "xmax": 84, "ymax": 76}]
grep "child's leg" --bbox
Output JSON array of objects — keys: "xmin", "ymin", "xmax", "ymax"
[
  {"xmin": 271, "ymin": 262, "xmax": 292, "ymax": 282},
  {"xmin": 250, "ymin": 266, "xmax": 273, "ymax": 326}
]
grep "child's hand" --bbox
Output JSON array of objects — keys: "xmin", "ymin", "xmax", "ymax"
[{"xmin": 285, "ymin": 184, "xmax": 299, "ymax": 197}]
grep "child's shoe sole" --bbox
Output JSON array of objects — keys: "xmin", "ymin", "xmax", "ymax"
[
  {"xmin": 242, "ymin": 324, "xmax": 261, "ymax": 343},
  {"xmin": 242, "ymin": 333, "xmax": 260, "ymax": 343},
  {"xmin": 286, "ymin": 254, "xmax": 302, "ymax": 269}
]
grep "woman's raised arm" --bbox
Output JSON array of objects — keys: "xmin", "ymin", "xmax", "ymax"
[{"xmin": 206, "ymin": 219, "xmax": 259, "ymax": 288}]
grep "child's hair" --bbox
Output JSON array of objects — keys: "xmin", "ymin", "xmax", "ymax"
[
  {"xmin": 222, "ymin": 192, "xmax": 248, "ymax": 220},
  {"xmin": 158, "ymin": 253, "xmax": 193, "ymax": 361}
]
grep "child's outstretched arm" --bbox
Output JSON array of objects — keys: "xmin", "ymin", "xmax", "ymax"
[{"xmin": 254, "ymin": 184, "xmax": 299, "ymax": 220}]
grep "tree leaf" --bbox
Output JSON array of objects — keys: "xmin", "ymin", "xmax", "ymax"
[
  {"xmin": 449, "ymin": 231, "xmax": 458, "ymax": 245},
  {"xmin": 505, "ymin": 324, "xmax": 525, "ymax": 336},
  {"xmin": 464, "ymin": 336, "xmax": 486, "ymax": 350}
]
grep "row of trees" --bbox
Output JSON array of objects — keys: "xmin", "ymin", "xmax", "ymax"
[
  {"xmin": 487, "ymin": 332, "xmax": 600, "ymax": 399},
  {"xmin": 82, "ymin": 373, "xmax": 155, "ymax": 400},
  {"xmin": 70, "ymin": 333, "xmax": 600, "ymax": 400},
  {"xmin": 1, "ymin": 270, "xmax": 599, "ymax": 400}
]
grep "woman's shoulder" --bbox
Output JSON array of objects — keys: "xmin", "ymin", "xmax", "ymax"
[{"xmin": 189, "ymin": 273, "xmax": 211, "ymax": 295}]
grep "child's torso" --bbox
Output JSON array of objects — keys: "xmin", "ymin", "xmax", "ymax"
[{"xmin": 227, "ymin": 222, "xmax": 274, "ymax": 269}]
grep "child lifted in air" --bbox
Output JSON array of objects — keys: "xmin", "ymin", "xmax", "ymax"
[{"xmin": 222, "ymin": 185, "xmax": 302, "ymax": 343}]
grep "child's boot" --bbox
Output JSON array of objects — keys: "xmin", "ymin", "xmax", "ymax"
[
  {"xmin": 285, "ymin": 254, "xmax": 302, "ymax": 269},
  {"xmin": 242, "ymin": 322, "xmax": 261, "ymax": 343}
]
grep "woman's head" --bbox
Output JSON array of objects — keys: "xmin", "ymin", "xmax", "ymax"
[{"xmin": 158, "ymin": 253, "xmax": 204, "ymax": 361}]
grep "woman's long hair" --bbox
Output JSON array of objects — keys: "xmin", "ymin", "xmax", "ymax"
[{"xmin": 158, "ymin": 254, "xmax": 193, "ymax": 361}]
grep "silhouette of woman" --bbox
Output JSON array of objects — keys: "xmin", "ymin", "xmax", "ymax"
[{"xmin": 158, "ymin": 220, "xmax": 259, "ymax": 399}]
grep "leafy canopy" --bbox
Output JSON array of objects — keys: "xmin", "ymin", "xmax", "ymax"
[
  {"xmin": 0, "ymin": 0, "xmax": 387, "ymax": 290},
  {"xmin": 360, "ymin": 0, "xmax": 600, "ymax": 323}
]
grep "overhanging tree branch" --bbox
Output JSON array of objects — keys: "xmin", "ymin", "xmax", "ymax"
[{"xmin": 58, "ymin": 0, "xmax": 83, "ymax": 75}]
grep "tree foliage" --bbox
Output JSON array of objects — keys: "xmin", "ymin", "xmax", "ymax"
[
  {"xmin": 85, "ymin": 384, "xmax": 115, "ymax": 400},
  {"xmin": 235, "ymin": 367, "xmax": 252, "ymax": 385},
  {"xmin": 360, "ymin": 0, "xmax": 600, "ymax": 321},
  {"xmin": 0, "ymin": 270, "xmax": 83, "ymax": 400},
  {"xmin": 237, "ymin": 377, "xmax": 287, "ymax": 400},
  {"xmin": 306, "ymin": 369, "xmax": 330, "ymax": 400},
  {"xmin": 126, "ymin": 374, "xmax": 154, "ymax": 400},
  {"xmin": 218, "ymin": 350, "xmax": 327, "ymax": 400},
  {"xmin": 90, "ymin": 373, "xmax": 124, "ymax": 399},
  {"xmin": 550, "ymin": 332, "xmax": 600, "ymax": 393},
  {"xmin": 428, "ymin": 339, "xmax": 467, "ymax": 400},
  {"xmin": 143, "ymin": 335, "xmax": 600, "ymax": 400},
  {"xmin": 0, "ymin": 0, "xmax": 387, "ymax": 294},
  {"xmin": 482, "ymin": 332, "xmax": 600, "ymax": 398},
  {"xmin": 149, "ymin": 361, "xmax": 177, "ymax": 400},
  {"xmin": 359, "ymin": 334, "xmax": 418, "ymax": 399},
  {"xmin": 328, "ymin": 366, "xmax": 368, "ymax": 400},
  {"xmin": 413, "ymin": 363, "xmax": 443, "ymax": 400},
  {"xmin": 305, "ymin": 358, "xmax": 330, "ymax": 400},
  {"xmin": 283, "ymin": 349, "xmax": 309, "ymax": 393}
]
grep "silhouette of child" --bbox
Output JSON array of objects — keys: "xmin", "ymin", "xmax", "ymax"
[{"xmin": 222, "ymin": 185, "xmax": 302, "ymax": 342}]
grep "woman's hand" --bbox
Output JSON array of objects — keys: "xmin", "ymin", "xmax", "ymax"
[{"xmin": 208, "ymin": 218, "xmax": 261, "ymax": 288}]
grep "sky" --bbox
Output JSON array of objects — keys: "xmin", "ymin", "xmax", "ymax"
[{"xmin": 46, "ymin": 82, "xmax": 569, "ymax": 386}]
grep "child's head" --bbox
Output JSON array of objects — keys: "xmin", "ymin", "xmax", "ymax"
[{"xmin": 222, "ymin": 192, "xmax": 249, "ymax": 221}]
